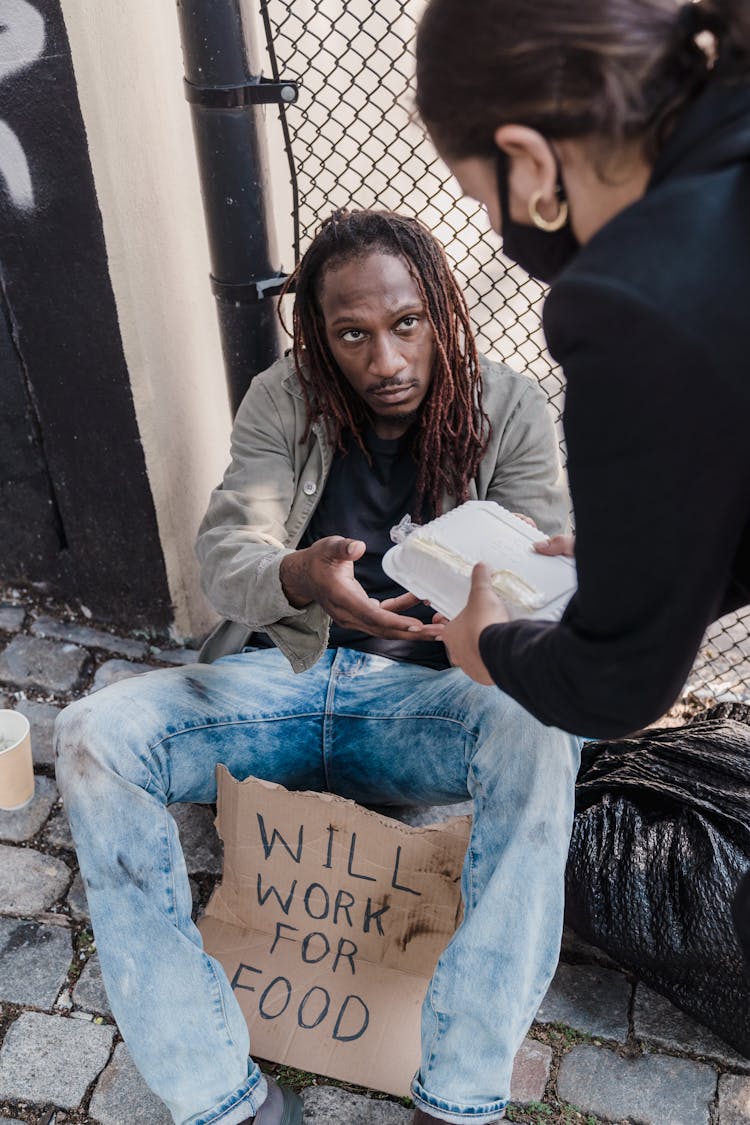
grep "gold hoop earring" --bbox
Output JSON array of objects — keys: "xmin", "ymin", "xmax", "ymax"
[{"xmin": 528, "ymin": 189, "xmax": 569, "ymax": 232}]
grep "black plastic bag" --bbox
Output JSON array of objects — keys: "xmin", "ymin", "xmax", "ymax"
[{"xmin": 565, "ymin": 703, "xmax": 750, "ymax": 1055}]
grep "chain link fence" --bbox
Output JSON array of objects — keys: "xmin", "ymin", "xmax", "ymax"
[{"xmin": 259, "ymin": 0, "xmax": 750, "ymax": 706}]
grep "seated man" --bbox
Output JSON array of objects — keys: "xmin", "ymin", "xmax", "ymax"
[{"xmin": 55, "ymin": 210, "xmax": 581, "ymax": 1125}]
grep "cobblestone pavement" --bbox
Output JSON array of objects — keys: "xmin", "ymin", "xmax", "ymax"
[{"xmin": 0, "ymin": 587, "xmax": 749, "ymax": 1125}]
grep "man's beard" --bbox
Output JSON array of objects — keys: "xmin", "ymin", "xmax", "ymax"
[{"xmin": 383, "ymin": 408, "xmax": 419, "ymax": 429}]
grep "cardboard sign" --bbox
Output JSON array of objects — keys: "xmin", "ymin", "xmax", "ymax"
[{"xmin": 199, "ymin": 769, "xmax": 472, "ymax": 1097}]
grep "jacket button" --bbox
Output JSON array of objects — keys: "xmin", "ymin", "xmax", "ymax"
[{"xmin": 303, "ymin": 481, "xmax": 317, "ymax": 496}]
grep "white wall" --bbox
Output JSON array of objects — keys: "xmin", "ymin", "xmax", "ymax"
[{"xmin": 59, "ymin": 0, "xmax": 234, "ymax": 640}]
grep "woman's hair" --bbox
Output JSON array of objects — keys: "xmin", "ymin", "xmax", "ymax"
[
  {"xmin": 416, "ymin": 0, "xmax": 750, "ymax": 163},
  {"xmin": 280, "ymin": 209, "xmax": 489, "ymax": 517}
]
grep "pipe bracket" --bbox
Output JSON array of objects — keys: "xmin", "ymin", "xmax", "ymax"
[
  {"xmin": 184, "ymin": 76, "xmax": 300, "ymax": 108},
  {"xmin": 211, "ymin": 273, "xmax": 293, "ymax": 303}
]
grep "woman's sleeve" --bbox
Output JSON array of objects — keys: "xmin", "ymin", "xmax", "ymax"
[{"xmin": 479, "ymin": 276, "xmax": 748, "ymax": 738}]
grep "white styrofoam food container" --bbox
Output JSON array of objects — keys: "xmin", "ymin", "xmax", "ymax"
[{"xmin": 382, "ymin": 501, "xmax": 577, "ymax": 621}]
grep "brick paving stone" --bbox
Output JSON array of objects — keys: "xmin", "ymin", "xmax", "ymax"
[
  {"xmin": 0, "ymin": 916, "xmax": 72, "ymax": 1008},
  {"xmin": 31, "ymin": 615, "xmax": 149, "ymax": 661},
  {"xmin": 301, "ymin": 1086, "xmax": 411, "ymax": 1123},
  {"xmin": 168, "ymin": 802, "xmax": 222, "ymax": 875},
  {"xmin": 718, "ymin": 1074, "xmax": 750, "ymax": 1124},
  {"xmin": 634, "ymin": 984, "xmax": 750, "ymax": 1072},
  {"xmin": 0, "ymin": 1010, "xmax": 114, "ymax": 1108},
  {"xmin": 0, "ymin": 636, "xmax": 91, "ymax": 694},
  {"xmin": 67, "ymin": 871, "xmax": 90, "ymax": 922},
  {"xmin": 510, "ymin": 1037, "xmax": 553, "ymax": 1104},
  {"xmin": 150, "ymin": 646, "xmax": 200, "ymax": 666},
  {"xmin": 0, "ymin": 605, "xmax": 25, "ymax": 632},
  {"xmin": 557, "ymin": 1043, "xmax": 717, "ymax": 1125},
  {"xmin": 89, "ymin": 1042, "xmax": 171, "ymax": 1125},
  {"xmin": 73, "ymin": 953, "xmax": 111, "ymax": 1018},
  {"xmin": 0, "ymin": 775, "xmax": 56, "ymax": 843},
  {"xmin": 15, "ymin": 699, "xmax": 62, "ymax": 767},
  {"xmin": 44, "ymin": 805, "xmax": 75, "ymax": 851},
  {"xmin": 0, "ymin": 844, "xmax": 71, "ymax": 916},
  {"xmin": 534, "ymin": 962, "xmax": 630, "ymax": 1042},
  {"xmin": 91, "ymin": 659, "xmax": 153, "ymax": 692}
]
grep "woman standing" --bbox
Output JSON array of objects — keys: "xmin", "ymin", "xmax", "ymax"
[{"xmin": 415, "ymin": 0, "xmax": 750, "ymax": 738}]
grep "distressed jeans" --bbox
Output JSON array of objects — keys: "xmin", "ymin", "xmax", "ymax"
[{"xmin": 55, "ymin": 647, "xmax": 581, "ymax": 1125}]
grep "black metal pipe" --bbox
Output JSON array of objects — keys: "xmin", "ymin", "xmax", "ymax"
[{"xmin": 176, "ymin": 0, "xmax": 290, "ymax": 413}]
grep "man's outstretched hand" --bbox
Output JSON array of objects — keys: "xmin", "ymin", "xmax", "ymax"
[
  {"xmin": 440, "ymin": 563, "xmax": 510, "ymax": 685},
  {"xmin": 279, "ymin": 537, "xmax": 443, "ymax": 640}
]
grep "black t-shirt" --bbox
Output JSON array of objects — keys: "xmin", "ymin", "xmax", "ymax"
[{"xmin": 299, "ymin": 427, "xmax": 448, "ymax": 670}]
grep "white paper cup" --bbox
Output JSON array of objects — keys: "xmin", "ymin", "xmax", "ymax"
[{"xmin": 0, "ymin": 710, "xmax": 34, "ymax": 811}]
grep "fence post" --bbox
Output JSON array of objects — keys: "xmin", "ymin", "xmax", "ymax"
[{"xmin": 176, "ymin": 0, "xmax": 295, "ymax": 413}]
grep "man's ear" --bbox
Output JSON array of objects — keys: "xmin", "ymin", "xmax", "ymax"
[{"xmin": 494, "ymin": 124, "xmax": 559, "ymax": 224}]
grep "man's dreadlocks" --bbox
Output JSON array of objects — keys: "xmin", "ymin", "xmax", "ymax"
[{"xmin": 280, "ymin": 209, "xmax": 489, "ymax": 518}]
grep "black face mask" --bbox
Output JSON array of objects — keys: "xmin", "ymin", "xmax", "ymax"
[{"xmin": 495, "ymin": 148, "xmax": 579, "ymax": 284}]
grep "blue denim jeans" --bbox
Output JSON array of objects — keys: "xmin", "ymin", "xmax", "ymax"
[{"xmin": 55, "ymin": 647, "xmax": 581, "ymax": 1125}]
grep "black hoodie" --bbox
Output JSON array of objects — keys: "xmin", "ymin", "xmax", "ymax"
[{"xmin": 479, "ymin": 76, "xmax": 750, "ymax": 738}]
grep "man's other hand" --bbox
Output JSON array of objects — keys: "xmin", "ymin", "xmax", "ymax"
[
  {"xmin": 279, "ymin": 538, "xmax": 443, "ymax": 640},
  {"xmin": 440, "ymin": 563, "xmax": 510, "ymax": 685},
  {"xmin": 534, "ymin": 534, "xmax": 575, "ymax": 558}
]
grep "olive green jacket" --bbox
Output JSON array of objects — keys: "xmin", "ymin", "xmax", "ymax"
[{"xmin": 197, "ymin": 354, "xmax": 569, "ymax": 671}]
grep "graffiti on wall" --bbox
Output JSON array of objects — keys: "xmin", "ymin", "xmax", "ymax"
[{"xmin": 0, "ymin": 0, "xmax": 45, "ymax": 210}]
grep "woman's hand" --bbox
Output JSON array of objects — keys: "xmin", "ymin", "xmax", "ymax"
[{"xmin": 440, "ymin": 563, "xmax": 510, "ymax": 685}]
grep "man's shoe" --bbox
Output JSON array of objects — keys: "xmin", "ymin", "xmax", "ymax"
[
  {"xmin": 412, "ymin": 1110, "xmax": 504, "ymax": 1123},
  {"xmin": 239, "ymin": 1076, "xmax": 303, "ymax": 1124}
]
